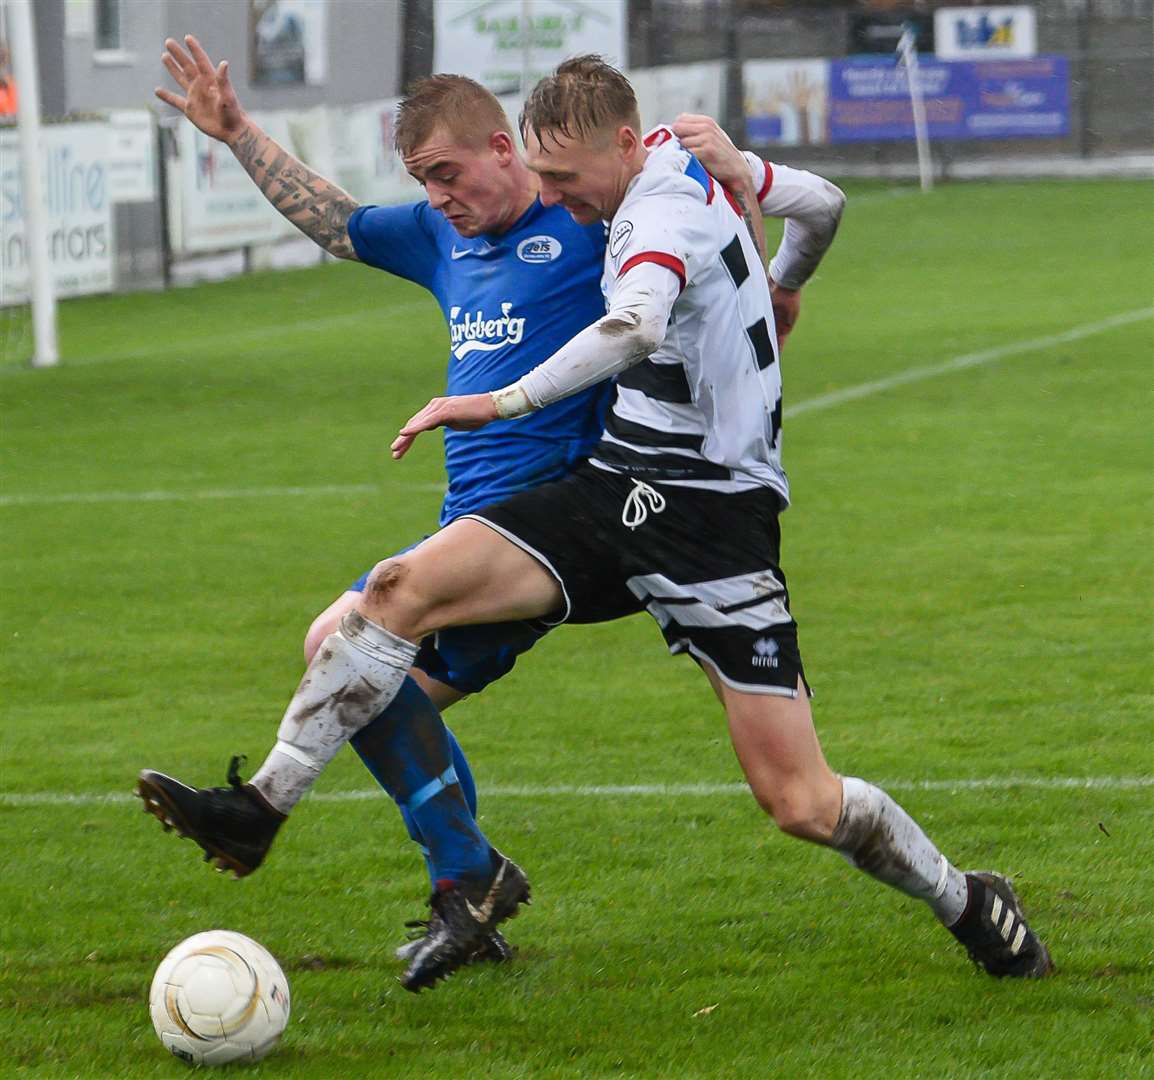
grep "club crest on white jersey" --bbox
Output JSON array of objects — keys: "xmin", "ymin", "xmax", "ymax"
[{"xmin": 609, "ymin": 221, "xmax": 634, "ymax": 260}]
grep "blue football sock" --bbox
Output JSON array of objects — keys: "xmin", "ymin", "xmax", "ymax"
[
  {"xmin": 450, "ymin": 726, "xmax": 478, "ymax": 817},
  {"xmin": 396, "ymin": 731, "xmax": 476, "ymax": 887},
  {"xmin": 397, "ymin": 804, "xmax": 433, "ymax": 883},
  {"xmin": 351, "ymin": 677, "xmax": 491, "ymax": 884}
]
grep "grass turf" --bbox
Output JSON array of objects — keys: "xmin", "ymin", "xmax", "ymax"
[{"xmin": 1, "ymin": 179, "xmax": 1152, "ymax": 1077}]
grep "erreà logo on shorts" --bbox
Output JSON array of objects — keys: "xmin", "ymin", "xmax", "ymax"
[
  {"xmin": 516, "ymin": 235, "xmax": 562, "ymax": 263},
  {"xmin": 449, "ymin": 303, "xmax": 527, "ymax": 360},
  {"xmin": 751, "ymin": 637, "xmax": 780, "ymax": 668}
]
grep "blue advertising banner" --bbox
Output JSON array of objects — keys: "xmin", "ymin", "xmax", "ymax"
[{"xmin": 829, "ymin": 54, "xmax": 1068, "ymax": 142}]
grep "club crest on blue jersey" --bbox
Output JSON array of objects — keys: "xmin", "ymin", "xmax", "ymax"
[{"xmin": 516, "ymin": 235, "xmax": 563, "ymax": 263}]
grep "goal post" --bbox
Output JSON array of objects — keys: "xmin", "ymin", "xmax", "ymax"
[{"xmin": 5, "ymin": 0, "xmax": 58, "ymax": 367}]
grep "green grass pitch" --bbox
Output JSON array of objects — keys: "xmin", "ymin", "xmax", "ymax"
[{"xmin": 1, "ymin": 179, "xmax": 1152, "ymax": 1077}]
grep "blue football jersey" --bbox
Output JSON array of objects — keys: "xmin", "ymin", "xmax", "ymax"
[{"xmin": 348, "ymin": 198, "xmax": 612, "ymax": 524}]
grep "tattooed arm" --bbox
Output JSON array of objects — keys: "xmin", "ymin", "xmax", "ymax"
[
  {"xmin": 157, "ymin": 34, "xmax": 359, "ymax": 260},
  {"xmin": 726, "ymin": 184, "xmax": 769, "ymax": 270},
  {"xmin": 228, "ymin": 125, "xmax": 358, "ymax": 259}
]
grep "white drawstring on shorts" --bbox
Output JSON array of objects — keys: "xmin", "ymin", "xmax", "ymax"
[{"xmin": 621, "ymin": 479, "xmax": 666, "ymax": 529}]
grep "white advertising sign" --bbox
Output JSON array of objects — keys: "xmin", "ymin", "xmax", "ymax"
[
  {"xmin": 176, "ymin": 112, "xmax": 294, "ymax": 253},
  {"xmin": 177, "ymin": 122, "xmax": 276, "ymax": 252},
  {"xmin": 0, "ymin": 122, "xmax": 114, "ymax": 306},
  {"xmin": 107, "ymin": 110, "xmax": 156, "ymax": 203},
  {"xmin": 433, "ymin": 0, "xmax": 627, "ymax": 96},
  {"xmin": 173, "ymin": 102, "xmax": 423, "ymax": 255},
  {"xmin": 328, "ymin": 100, "xmax": 422, "ymax": 206},
  {"xmin": 935, "ymin": 6, "xmax": 1037, "ymax": 60},
  {"xmin": 630, "ymin": 61, "xmax": 727, "ymax": 132}
]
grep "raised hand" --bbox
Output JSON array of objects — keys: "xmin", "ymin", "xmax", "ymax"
[
  {"xmin": 671, "ymin": 113, "xmax": 750, "ymax": 193},
  {"xmin": 156, "ymin": 35, "xmax": 247, "ymax": 145},
  {"xmin": 391, "ymin": 395, "xmax": 501, "ymax": 460},
  {"xmin": 672, "ymin": 112, "xmax": 768, "ymax": 268}
]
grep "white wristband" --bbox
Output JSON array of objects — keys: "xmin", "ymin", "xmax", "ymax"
[{"xmin": 490, "ymin": 383, "xmax": 534, "ymax": 420}]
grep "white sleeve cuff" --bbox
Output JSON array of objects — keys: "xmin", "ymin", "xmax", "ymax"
[{"xmin": 490, "ymin": 384, "xmax": 534, "ymax": 420}]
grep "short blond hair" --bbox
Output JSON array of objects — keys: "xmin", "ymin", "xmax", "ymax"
[
  {"xmin": 395, "ymin": 74, "xmax": 514, "ymax": 156},
  {"xmin": 520, "ymin": 55, "xmax": 640, "ymax": 147}
]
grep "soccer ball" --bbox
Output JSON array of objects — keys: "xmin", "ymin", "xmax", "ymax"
[{"xmin": 148, "ymin": 930, "xmax": 291, "ymax": 1066}]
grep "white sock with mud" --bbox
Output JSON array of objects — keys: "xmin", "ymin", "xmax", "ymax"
[
  {"xmin": 831, "ymin": 776, "xmax": 968, "ymax": 926},
  {"xmin": 250, "ymin": 611, "xmax": 417, "ymax": 815}
]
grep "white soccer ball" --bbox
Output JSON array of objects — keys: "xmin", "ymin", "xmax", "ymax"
[{"xmin": 148, "ymin": 930, "xmax": 291, "ymax": 1066}]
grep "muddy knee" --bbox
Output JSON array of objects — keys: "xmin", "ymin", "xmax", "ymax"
[
  {"xmin": 360, "ymin": 558, "xmax": 427, "ymax": 637},
  {"xmin": 362, "ymin": 558, "xmax": 404, "ymax": 596}
]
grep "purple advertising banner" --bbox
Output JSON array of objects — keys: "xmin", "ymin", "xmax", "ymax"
[{"xmin": 829, "ymin": 54, "xmax": 1068, "ymax": 142}]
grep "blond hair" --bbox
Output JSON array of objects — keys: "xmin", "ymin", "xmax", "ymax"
[
  {"xmin": 395, "ymin": 74, "xmax": 514, "ymax": 156},
  {"xmin": 520, "ymin": 55, "xmax": 640, "ymax": 147}
]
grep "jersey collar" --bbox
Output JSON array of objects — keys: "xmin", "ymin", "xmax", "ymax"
[{"xmin": 479, "ymin": 195, "xmax": 545, "ymax": 245}]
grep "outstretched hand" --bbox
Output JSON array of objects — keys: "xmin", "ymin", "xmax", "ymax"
[
  {"xmin": 391, "ymin": 394, "xmax": 500, "ymax": 460},
  {"xmin": 156, "ymin": 35, "xmax": 247, "ymax": 144},
  {"xmin": 671, "ymin": 113, "xmax": 750, "ymax": 194}
]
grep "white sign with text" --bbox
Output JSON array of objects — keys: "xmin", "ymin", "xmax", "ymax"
[
  {"xmin": 107, "ymin": 110, "xmax": 157, "ymax": 203},
  {"xmin": 0, "ymin": 123, "xmax": 114, "ymax": 306},
  {"xmin": 433, "ymin": 0, "xmax": 626, "ymax": 97}
]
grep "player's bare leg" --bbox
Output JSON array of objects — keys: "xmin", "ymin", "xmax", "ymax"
[
  {"xmin": 707, "ymin": 668, "xmax": 1052, "ymax": 977},
  {"xmin": 307, "ymin": 591, "xmax": 467, "ymax": 709},
  {"xmin": 308, "ymin": 592, "xmax": 490, "ymax": 686}
]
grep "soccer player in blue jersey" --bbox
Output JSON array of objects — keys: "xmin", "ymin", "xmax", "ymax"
[{"xmin": 143, "ymin": 37, "xmax": 846, "ymax": 988}]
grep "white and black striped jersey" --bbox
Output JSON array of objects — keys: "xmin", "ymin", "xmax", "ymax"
[{"xmin": 589, "ymin": 128, "xmax": 789, "ymax": 503}]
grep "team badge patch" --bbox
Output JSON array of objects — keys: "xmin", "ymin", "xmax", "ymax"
[{"xmin": 516, "ymin": 235, "xmax": 563, "ymax": 263}]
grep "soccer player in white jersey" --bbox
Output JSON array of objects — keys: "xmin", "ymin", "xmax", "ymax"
[
  {"xmin": 143, "ymin": 34, "xmax": 848, "ymax": 970},
  {"xmin": 142, "ymin": 38, "xmax": 848, "ymax": 988},
  {"xmin": 138, "ymin": 54, "xmax": 1050, "ymax": 990}
]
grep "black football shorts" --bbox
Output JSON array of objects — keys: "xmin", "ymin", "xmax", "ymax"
[{"xmin": 463, "ymin": 462, "xmax": 808, "ymax": 697}]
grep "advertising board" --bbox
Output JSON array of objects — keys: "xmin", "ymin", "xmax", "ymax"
[
  {"xmin": 828, "ymin": 55, "xmax": 1067, "ymax": 143},
  {"xmin": 1, "ymin": 122, "xmax": 114, "ymax": 305}
]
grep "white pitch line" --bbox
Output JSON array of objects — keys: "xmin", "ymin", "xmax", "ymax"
[
  {"xmin": 1, "ymin": 776, "xmax": 1151, "ymax": 808},
  {"xmin": 785, "ymin": 306, "xmax": 1154, "ymax": 418},
  {"xmin": 3, "ymin": 306, "xmax": 1150, "ymax": 510}
]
